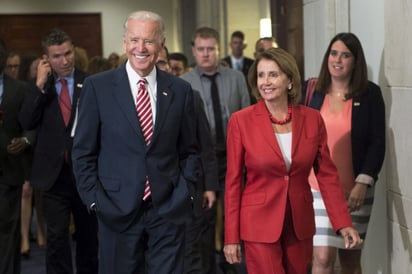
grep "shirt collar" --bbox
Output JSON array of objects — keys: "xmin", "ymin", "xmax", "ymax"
[
  {"xmin": 230, "ymin": 56, "xmax": 243, "ymax": 62},
  {"xmin": 56, "ymin": 69, "xmax": 75, "ymax": 82},
  {"xmin": 195, "ymin": 66, "xmax": 220, "ymax": 77},
  {"xmin": 126, "ymin": 61, "xmax": 157, "ymax": 88}
]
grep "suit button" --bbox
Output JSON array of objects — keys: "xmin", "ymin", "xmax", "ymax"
[{"xmin": 284, "ymin": 176, "xmax": 289, "ymax": 181}]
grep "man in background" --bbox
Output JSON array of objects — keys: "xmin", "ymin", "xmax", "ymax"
[
  {"xmin": 222, "ymin": 31, "xmax": 255, "ymax": 104},
  {"xmin": 222, "ymin": 31, "xmax": 254, "ymax": 79},
  {"xmin": 253, "ymin": 36, "xmax": 279, "ymax": 58},
  {"xmin": 0, "ymin": 36, "xmax": 34, "ymax": 274},
  {"xmin": 181, "ymin": 26, "xmax": 250, "ymax": 274},
  {"xmin": 156, "ymin": 45, "xmax": 171, "ymax": 72},
  {"xmin": 19, "ymin": 28, "xmax": 98, "ymax": 274},
  {"xmin": 169, "ymin": 52, "xmax": 190, "ymax": 76},
  {"xmin": 4, "ymin": 51, "xmax": 21, "ymax": 79},
  {"xmin": 156, "ymin": 44, "xmax": 220, "ymax": 274}
]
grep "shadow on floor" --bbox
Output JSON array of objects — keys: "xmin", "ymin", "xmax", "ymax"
[{"xmin": 21, "ymin": 243, "xmax": 46, "ymax": 274}]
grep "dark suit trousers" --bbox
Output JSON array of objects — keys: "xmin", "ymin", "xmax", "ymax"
[
  {"xmin": 98, "ymin": 200, "xmax": 185, "ymax": 274},
  {"xmin": 43, "ymin": 163, "xmax": 98, "ymax": 274},
  {"xmin": 0, "ymin": 182, "xmax": 22, "ymax": 274},
  {"xmin": 184, "ymin": 205, "xmax": 217, "ymax": 274}
]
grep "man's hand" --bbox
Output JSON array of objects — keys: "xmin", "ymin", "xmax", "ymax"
[
  {"xmin": 36, "ymin": 57, "xmax": 52, "ymax": 90},
  {"xmin": 7, "ymin": 137, "xmax": 29, "ymax": 155},
  {"xmin": 202, "ymin": 191, "xmax": 216, "ymax": 209}
]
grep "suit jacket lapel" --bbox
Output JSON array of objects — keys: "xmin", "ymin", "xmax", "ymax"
[
  {"xmin": 291, "ymin": 106, "xmax": 304, "ymax": 166},
  {"xmin": 254, "ymin": 100, "xmax": 284, "ymax": 160},
  {"xmin": 1, "ymin": 76, "xmax": 12, "ymax": 107},
  {"xmin": 71, "ymin": 70, "xmax": 84, "ymax": 127},
  {"xmin": 112, "ymin": 66, "xmax": 144, "ymax": 140},
  {"xmin": 72, "ymin": 70, "xmax": 83, "ymax": 109},
  {"xmin": 151, "ymin": 70, "xmax": 173, "ymax": 146}
]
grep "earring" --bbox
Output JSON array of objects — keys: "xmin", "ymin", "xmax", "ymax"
[{"xmin": 288, "ymin": 84, "xmax": 293, "ymax": 90}]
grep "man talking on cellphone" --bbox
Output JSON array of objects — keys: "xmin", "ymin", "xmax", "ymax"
[{"xmin": 19, "ymin": 28, "xmax": 98, "ymax": 274}]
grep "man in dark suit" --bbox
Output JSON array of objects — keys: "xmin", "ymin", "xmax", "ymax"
[
  {"xmin": 222, "ymin": 31, "xmax": 254, "ymax": 77},
  {"xmin": 0, "ymin": 35, "xmax": 34, "ymax": 274},
  {"xmin": 72, "ymin": 11, "xmax": 201, "ymax": 274},
  {"xmin": 19, "ymin": 29, "xmax": 98, "ymax": 274},
  {"xmin": 181, "ymin": 27, "xmax": 250, "ymax": 274},
  {"xmin": 222, "ymin": 31, "xmax": 255, "ymax": 104},
  {"xmin": 184, "ymin": 90, "xmax": 220, "ymax": 274},
  {"xmin": 156, "ymin": 46, "xmax": 220, "ymax": 273}
]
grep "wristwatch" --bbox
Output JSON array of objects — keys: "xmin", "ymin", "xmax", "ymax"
[{"xmin": 21, "ymin": 137, "xmax": 30, "ymax": 145}]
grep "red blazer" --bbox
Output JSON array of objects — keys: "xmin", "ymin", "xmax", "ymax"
[{"xmin": 224, "ymin": 99, "xmax": 352, "ymax": 244}]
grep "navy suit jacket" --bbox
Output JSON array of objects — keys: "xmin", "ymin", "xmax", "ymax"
[
  {"xmin": 19, "ymin": 69, "xmax": 86, "ymax": 190},
  {"xmin": 0, "ymin": 75, "xmax": 34, "ymax": 186},
  {"xmin": 303, "ymin": 80, "xmax": 385, "ymax": 182},
  {"xmin": 72, "ymin": 65, "xmax": 201, "ymax": 232},
  {"xmin": 222, "ymin": 55, "xmax": 254, "ymax": 78},
  {"xmin": 192, "ymin": 90, "xmax": 219, "ymax": 217}
]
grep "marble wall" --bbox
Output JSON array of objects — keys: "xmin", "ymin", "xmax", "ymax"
[{"xmin": 384, "ymin": 0, "xmax": 412, "ymax": 273}]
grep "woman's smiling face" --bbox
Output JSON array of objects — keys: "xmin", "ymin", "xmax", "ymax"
[
  {"xmin": 328, "ymin": 40, "xmax": 355, "ymax": 81},
  {"xmin": 257, "ymin": 58, "xmax": 291, "ymax": 102}
]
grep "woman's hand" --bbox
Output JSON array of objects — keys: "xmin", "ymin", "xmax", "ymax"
[
  {"xmin": 347, "ymin": 183, "xmax": 368, "ymax": 212},
  {"xmin": 339, "ymin": 227, "xmax": 362, "ymax": 248},
  {"xmin": 224, "ymin": 243, "xmax": 242, "ymax": 264}
]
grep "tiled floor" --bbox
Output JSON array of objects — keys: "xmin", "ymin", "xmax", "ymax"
[
  {"xmin": 20, "ymin": 242, "xmax": 46, "ymax": 274},
  {"xmin": 20, "ymin": 245, "xmax": 247, "ymax": 274},
  {"xmin": 20, "ymin": 214, "xmax": 247, "ymax": 274}
]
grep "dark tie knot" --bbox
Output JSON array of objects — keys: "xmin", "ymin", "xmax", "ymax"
[{"xmin": 203, "ymin": 73, "xmax": 218, "ymax": 82}]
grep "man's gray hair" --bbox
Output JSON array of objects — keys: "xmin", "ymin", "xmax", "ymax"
[{"xmin": 123, "ymin": 11, "xmax": 165, "ymax": 42}]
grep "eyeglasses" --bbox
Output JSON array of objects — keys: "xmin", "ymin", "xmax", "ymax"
[{"xmin": 156, "ymin": 60, "xmax": 168, "ymax": 67}]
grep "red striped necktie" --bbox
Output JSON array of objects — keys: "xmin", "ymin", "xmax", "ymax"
[{"xmin": 136, "ymin": 78, "xmax": 153, "ymax": 201}]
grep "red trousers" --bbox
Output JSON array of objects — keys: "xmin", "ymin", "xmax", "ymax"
[{"xmin": 244, "ymin": 201, "xmax": 312, "ymax": 274}]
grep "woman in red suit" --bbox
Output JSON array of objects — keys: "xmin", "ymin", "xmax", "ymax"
[{"xmin": 223, "ymin": 47, "xmax": 361, "ymax": 274}]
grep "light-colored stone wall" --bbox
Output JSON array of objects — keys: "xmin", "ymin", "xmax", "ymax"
[
  {"xmin": 384, "ymin": 0, "xmax": 412, "ymax": 273},
  {"xmin": 386, "ymin": 87, "xmax": 412, "ymax": 274},
  {"xmin": 383, "ymin": 0, "xmax": 412, "ymax": 274},
  {"xmin": 304, "ymin": 0, "xmax": 412, "ymax": 273}
]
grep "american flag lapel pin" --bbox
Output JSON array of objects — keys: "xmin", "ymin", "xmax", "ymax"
[
  {"xmin": 354, "ymin": 102, "xmax": 360, "ymax": 106},
  {"xmin": 162, "ymin": 91, "xmax": 168, "ymax": 96},
  {"xmin": 77, "ymin": 83, "xmax": 83, "ymax": 88}
]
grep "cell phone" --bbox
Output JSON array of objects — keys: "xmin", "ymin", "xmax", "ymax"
[{"xmin": 43, "ymin": 71, "xmax": 55, "ymax": 92}]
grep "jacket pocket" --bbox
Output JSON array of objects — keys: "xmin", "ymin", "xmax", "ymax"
[
  {"xmin": 241, "ymin": 191, "xmax": 266, "ymax": 206},
  {"xmin": 99, "ymin": 176, "xmax": 120, "ymax": 192}
]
